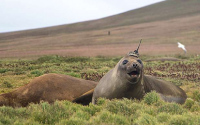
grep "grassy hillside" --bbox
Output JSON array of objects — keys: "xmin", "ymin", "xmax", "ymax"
[
  {"xmin": 1, "ymin": 0, "xmax": 200, "ymax": 58},
  {"xmin": 1, "ymin": 0, "xmax": 200, "ymax": 40},
  {"xmin": 0, "ymin": 55, "xmax": 200, "ymax": 124}
]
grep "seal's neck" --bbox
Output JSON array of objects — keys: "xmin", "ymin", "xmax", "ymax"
[
  {"xmin": 123, "ymin": 72, "xmax": 145, "ymax": 100},
  {"xmin": 129, "ymin": 77, "xmax": 145, "ymax": 99}
]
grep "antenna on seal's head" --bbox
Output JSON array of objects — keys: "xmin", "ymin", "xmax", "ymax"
[
  {"xmin": 134, "ymin": 39, "xmax": 142, "ymax": 54},
  {"xmin": 128, "ymin": 39, "xmax": 142, "ymax": 57}
]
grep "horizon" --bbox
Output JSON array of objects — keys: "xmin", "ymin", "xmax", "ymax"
[{"xmin": 0, "ymin": 0, "xmax": 164, "ymax": 33}]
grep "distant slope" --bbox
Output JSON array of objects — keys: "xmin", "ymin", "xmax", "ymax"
[
  {"xmin": 1, "ymin": 0, "xmax": 200, "ymax": 40},
  {"xmin": 1, "ymin": 0, "xmax": 200, "ymax": 58}
]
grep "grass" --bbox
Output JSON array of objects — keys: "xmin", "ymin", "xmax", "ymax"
[
  {"xmin": 0, "ymin": 96, "xmax": 199, "ymax": 125},
  {"xmin": 0, "ymin": 55, "xmax": 200, "ymax": 124}
]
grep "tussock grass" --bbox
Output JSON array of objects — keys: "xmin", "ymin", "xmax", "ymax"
[
  {"xmin": 0, "ymin": 95, "xmax": 199, "ymax": 125},
  {"xmin": 0, "ymin": 55, "xmax": 200, "ymax": 124},
  {"xmin": 157, "ymin": 103, "xmax": 186, "ymax": 115},
  {"xmin": 192, "ymin": 91, "xmax": 200, "ymax": 102},
  {"xmin": 143, "ymin": 91, "xmax": 161, "ymax": 105}
]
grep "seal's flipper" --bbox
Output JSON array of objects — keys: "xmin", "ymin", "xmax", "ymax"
[
  {"xmin": 72, "ymin": 89, "xmax": 94, "ymax": 105},
  {"xmin": 143, "ymin": 75, "xmax": 187, "ymax": 104}
]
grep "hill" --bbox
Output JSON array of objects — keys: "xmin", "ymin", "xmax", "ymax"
[{"xmin": 0, "ymin": 0, "xmax": 200, "ymax": 58}]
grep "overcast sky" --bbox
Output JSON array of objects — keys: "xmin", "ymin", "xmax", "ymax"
[{"xmin": 0, "ymin": 0, "xmax": 164, "ymax": 33}]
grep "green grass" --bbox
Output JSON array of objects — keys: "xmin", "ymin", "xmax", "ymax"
[
  {"xmin": 0, "ymin": 96, "xmax": 199, "ymax": 125},
  {"xmin": 0, "ymin": 55, "xmax": 200, "ymax": 124}
]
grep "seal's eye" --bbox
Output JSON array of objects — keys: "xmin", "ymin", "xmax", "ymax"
[
  {"xmin": 122, "ymin": 60, "xmax": 128, "ymax": 65},
  {"xmin": 137, "ymin": 60, "xmax": 142, "ymax": 64}
]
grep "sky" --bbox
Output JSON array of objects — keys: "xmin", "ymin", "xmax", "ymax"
[{"xmin": 0, "ymin": 0, "xmax": 164, "ymax": 33}]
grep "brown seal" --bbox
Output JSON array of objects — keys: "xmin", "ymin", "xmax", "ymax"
[
  {"xmin": 0, "ymin": 73, "xmax": 97, "ymax": 107},
  {"xmin": 92, "ymin": 41, "xmax": 187, "ymax": 104}
]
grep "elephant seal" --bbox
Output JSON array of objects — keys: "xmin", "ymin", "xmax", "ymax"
[
  {"xmin": 0, "ymin": 73, "xmax": 97, "ymax": 107},
  {"xmin": 92, "ymin": 41, "xmax": 187, "ymax": 104}
]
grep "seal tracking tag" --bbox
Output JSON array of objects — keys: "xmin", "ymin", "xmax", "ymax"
[{"xmin": 128, "ymin": 39, "xmax": 142, "ymax": 57}]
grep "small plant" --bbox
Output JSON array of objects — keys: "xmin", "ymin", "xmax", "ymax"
[
  {"xmin": 58, "ymin": 118, "xmax": 87, "ymax": 125},
  {"xmin": 31, "ymin": 70, "xmax": 43, "ymax": 77},
  {"xmin": 96, "ymin": 98, "xmax": 106, "ymax": 106},
  {"xmin": 105, "ymin": 99, "xmax": 133, "ymax": 115},
  {"xmin": 184, "ymin": 98, "xmax": 195, "ymax": 109},
  {"xmin": 158, "ymin": 103, "xmax": 186, "ymax": 115},
  {"xmin": 192, "ymin": 90, "xmax": 200, "ymax": 102},
  {"xmin": 36, "ymin": 55, "xmax": 60, "ymax": 63},
  {"xmin": 3, "ymin": 81, "xmax": 13, "ymax": 88},
  {"xmin": 92, "ymin": 110, "xmax": 129, "ymax": 125},
  {"xmin": 156, "ymin": 112, "xmax": 171, "ymax": 123},
  {"xmin": 169, "ymin": 115, "xmax": 197, "ymax": 125},
  {"xmin": 63, "ymin": 57, "xmax": 90, "ymax": 63},
  {"xmin": 144, "ymin": 91, "xmax": 160, "ymax": 105},
  {"xmin": 0, "ymin": 116, "xmax": 12, "ymax": 125},
  {"xmin": 0, "ymin": 68, "xmax": 7, "ymax": 73},
  {"xmin": 83, "ymin": 104, "xmax": 101, "ymax": 116},
  {"xmin": 14, "ymin": 68, "xmax": 25, "ymax": 75},
  {"xmin": 96, "ymin": 56, "xmax": 113, "ymax": 62},
  {"xmin": 190, "ymin": 102, "xmax": 200, "ymax": 112},
  {"xmin": 135, "ymin": 113, "xmax": 158, "ymax": 125},
  {"xmin": 175, "ymin": 54, "xmax": 189, "ymax": 59},
  {"xmin": 64, "ymin": 72, "xmax": 80, "ymax": 78}
]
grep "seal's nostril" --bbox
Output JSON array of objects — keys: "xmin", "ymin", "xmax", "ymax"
[{"xmin": 133, "ymin": 63, "xmax": 137, "ymax": 67}]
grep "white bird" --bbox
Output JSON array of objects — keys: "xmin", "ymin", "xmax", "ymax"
[{"xmin": 177, "ymin": 42, "xmax": 187, "ymax": 54}]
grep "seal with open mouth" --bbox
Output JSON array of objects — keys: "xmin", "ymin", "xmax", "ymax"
[{"xmin": 92, "ymin": 40, "xmax": 187, "ymax": 104}]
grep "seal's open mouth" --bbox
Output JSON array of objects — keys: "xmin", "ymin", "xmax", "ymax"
[{"xmin": 128, "ymin": 70, "xmax": 139, "ymax": 77}]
